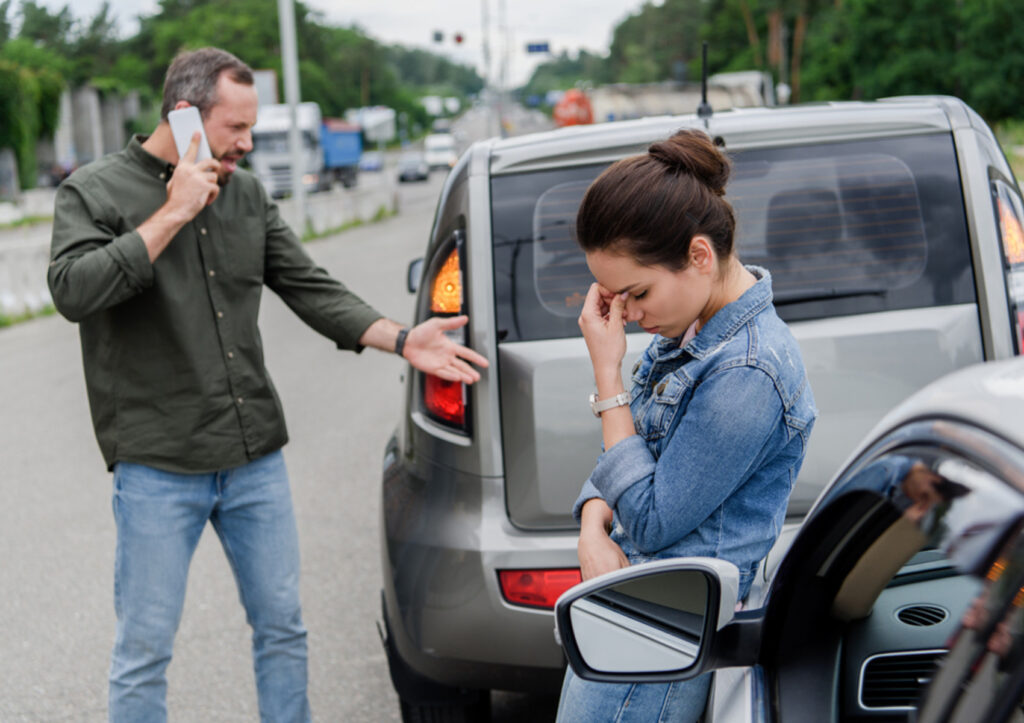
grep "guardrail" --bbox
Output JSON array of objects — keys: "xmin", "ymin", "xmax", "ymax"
[{"xmin": 0, "ymin": 178, "xmax": 398, "ymax": 319}]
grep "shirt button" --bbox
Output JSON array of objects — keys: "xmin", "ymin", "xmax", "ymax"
[
  {"xmin": 208, "ymin": 269, "xmax": 216, "ymax": 277},
  {"xmin": 236, "ymin": 397, "xmax": 244, "ymax": 405},
  {"xmin": 201, "ymin": 228, "xmax": 208, "ymax": 235},
  {"xmin": 217, "ymin": 311, "xmax": 224, "ymax": 319},
  {"xmin": 227, "ymin": 351, "xmax": 234, "ymax": 359},
  {"xmin": 158, "ymin": 172, "xmax": 166, "ymax": 180}
]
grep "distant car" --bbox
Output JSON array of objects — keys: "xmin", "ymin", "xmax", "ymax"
[
  {"xmin": 423, "ymin": 133, "xmax": 459, "ymax": 170},
  {"xmin": 359, "ymin": 151, "xmax": 384, "ymax": 172},
  {"xmin": 397, "ymin": 152, "xmax": 429, "ymax": 183},
  {"xmin": 556, "ymin": 357, "xmax": 1024, "ymax": 722}
]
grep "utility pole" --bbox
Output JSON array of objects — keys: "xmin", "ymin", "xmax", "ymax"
[
  {"xmin": 496, "ymin": 0, "xmax": 507, "ymax": 137},
  {"xmin": 277, "ymin": 0, "xmax": 305, "ymax": 231},
  {"xmin": 481, "ymin": 0, "xmax": 496, "ymax": 137}
]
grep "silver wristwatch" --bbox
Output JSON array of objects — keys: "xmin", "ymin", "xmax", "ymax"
[{"xmin": 589, "ymin": 391, "xmax": 630, "ymax": 417}]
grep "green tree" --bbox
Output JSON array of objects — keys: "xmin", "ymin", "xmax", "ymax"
[
  {"xmin": 521, "ymin": 49, "xmax": 608, "ymax": 100},
  {"xmin": 606, "ymin": 0, "xmax": 703, "ymax": 83},
  {"xmin": 0, "ymin": 0, "xmax": 13, "ymax": 48},
  {"xmin": 956, "ymin": 0, "xmax": 1024, "ymax": 122}
]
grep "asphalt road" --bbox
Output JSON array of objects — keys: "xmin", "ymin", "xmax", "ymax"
[{"xmin": 0, "ymin": 171, "xmax": 559, "ymax": 721}]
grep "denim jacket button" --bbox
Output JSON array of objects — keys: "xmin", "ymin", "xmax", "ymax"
[
  {"xmin": 632, "ymin": 360, "xmax": 641, "ymax": 375},
  {"xmin": 656, "ymin": 382, "xmax": 667, "ymax": 395}
]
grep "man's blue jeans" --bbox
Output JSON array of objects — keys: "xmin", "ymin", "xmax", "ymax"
[{"xmin": 108, "ymin": 450, "xmax": 311, "ymax": 723}]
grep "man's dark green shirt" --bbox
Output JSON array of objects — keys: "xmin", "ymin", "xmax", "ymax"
[{"xmin": 48, "ymin": 136, "xmax": 383, "ymax": 473}]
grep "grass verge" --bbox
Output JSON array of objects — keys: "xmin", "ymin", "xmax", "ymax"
[
  {"xmin": 995, "ymin": 120, "xmax": 1024, "ymax": 182},
  {"xmin": 0, "ymin": 304, "xmax": 56, "ymax": 329},
  {"xmin": 0, "ymin": 214, "xmax": 52, "ymax": 230},
  {"xmin": 301, "ymin": 204, "xmax": 397, "ymax": 242}
]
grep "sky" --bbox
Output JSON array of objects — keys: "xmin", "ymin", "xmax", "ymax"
[{"xmin": 34, "ymin": 0, "xmax": 653, "ymax": 87}]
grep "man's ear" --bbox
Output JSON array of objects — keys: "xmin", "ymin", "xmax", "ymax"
[{"xmin": 172, "ymin": 100, "xmax": 191, "ymax": 111}]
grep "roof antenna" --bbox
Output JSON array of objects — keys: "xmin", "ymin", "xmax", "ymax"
[{"xmin": 696, "ymin": 41, "xmax": 712, "ymax": 128}]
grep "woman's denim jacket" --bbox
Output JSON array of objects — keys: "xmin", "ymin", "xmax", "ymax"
[{"xmin": 573, "ymin": 267, "xmax": 817, "ymax": 599}]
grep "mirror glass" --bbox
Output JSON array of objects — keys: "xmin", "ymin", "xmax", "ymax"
[
  {"xmin": 570, "ymin": 570, "xmax": 709, "ymax": 674},
  {"xmin": 407, "ymin": 258, "xmax": 424, "ymax": 293}
]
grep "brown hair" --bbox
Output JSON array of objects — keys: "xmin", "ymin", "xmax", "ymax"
[
  {"xmin": 159, "ymin": 47, "xmax": 254, "ymax": 121},
  {"xmin": 575, "ymin": 128, "xmax": 736, "ymax": 270}
]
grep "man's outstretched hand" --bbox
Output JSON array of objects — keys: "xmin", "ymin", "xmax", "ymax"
[{"xmin": 404, "ymin": 315, "xmax": 489, "ymax": 384}]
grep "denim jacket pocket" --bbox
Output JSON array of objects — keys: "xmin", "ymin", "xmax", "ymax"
[{"xmin": 637, "ymin": 372, "xmax": 687, "ymax": 440}]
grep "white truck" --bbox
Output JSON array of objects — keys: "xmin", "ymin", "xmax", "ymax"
[{"xmin": 248, "ymin": 102, "xmax": 362, "ymax": 198}]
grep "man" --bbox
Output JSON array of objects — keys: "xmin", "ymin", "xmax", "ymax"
[{"xmin": 47, "ymin": 47, "xmax": 487, "ymax": 722}]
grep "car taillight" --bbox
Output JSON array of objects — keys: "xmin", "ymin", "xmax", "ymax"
[
  {"xmin": 994, "ymin": 181, "xmax": 1024, "ymax": 355},
  {"xmin": 421, "ymin": 240, "xmax": 470, "ymax": 431},
  {"xmin": 498, "ymin": 569, "xmax": 583, "ymax": 610},
  {"xmin": 424, "ymin": 374, "xmax": 465, "ymax": 426}
]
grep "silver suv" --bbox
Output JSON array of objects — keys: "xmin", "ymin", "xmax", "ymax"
[{"xmin": 380, "ymin": 96, "xmax": 1024, "ymax": 721}]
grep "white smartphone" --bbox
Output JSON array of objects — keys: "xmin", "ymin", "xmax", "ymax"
[{"xmin": 167, "ymin": 106, "xmax": 212, "ymax": 162}]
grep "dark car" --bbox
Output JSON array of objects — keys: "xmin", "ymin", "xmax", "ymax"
[
  {"xmin": 397, "ymin": 152, "xmax": 429, "ymax": 183},
  {"xmin": 556, "ymin": 357, "xmax": 1024, "ymax": 722}
]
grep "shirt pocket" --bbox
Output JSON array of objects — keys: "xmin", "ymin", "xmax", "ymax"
[
  {"xmin": 637, "ymin": 372, "xmax": 686, "ymax": 441},
  {"xmin": 224, "ymin": 216, "xmax": 266, "ymax": 282}
]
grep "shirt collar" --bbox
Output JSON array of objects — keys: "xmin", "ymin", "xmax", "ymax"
[
  {"xmin": 125, "ymin": 134, "xmax": 176, "ymax": 181},
  {"xmin": 652, "ymin": 265, "xmax": 774, "ymax": 361}
]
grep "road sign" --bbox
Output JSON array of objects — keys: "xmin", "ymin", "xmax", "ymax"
[{"xmin": 526, "ymin": 42, "xmax": 550, "ymax": 54}]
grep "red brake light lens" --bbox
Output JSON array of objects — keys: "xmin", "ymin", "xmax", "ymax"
[
  {"xmin": 424, "ymin": 374, "xmax": 466, "ymax": 427},
  {"xmin": 498, "ymin": 568, "xmax": 583, "ymax": 609}
]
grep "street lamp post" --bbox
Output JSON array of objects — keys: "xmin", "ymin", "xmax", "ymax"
[{"xmin": 277, "ymin": 0, "xmax": 306, "ymax": 232}]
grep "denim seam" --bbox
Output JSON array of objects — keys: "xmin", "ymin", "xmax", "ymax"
[{"xmin": 614, "ymin": 684, "xmax": 640, "ymax": 723}]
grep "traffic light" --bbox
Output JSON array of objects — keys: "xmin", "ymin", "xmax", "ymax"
[{"xmin": 454, "ymin": 32, "xmax": 464, "ymax": 44}]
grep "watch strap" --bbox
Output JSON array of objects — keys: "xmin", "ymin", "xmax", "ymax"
[
  {"xmin": 590, "ymin": 391, "xmax": 630, "ymax": 417},
  {"xmin": 395, "ymin": 327, "xmax": 411, "ymax": 357}
]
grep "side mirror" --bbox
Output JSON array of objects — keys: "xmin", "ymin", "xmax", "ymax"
[
  {"xmin": 554, "ymin": 558, "xmax": 743, "ymax": 683},
  {"xmin": 407, "ymin": 258, "xmax": 424, "ymax": 294}
]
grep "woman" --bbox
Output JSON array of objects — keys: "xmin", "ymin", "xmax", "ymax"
[{"xmin": 557, "ymin": 129, "xmax": 817, "ymax": 722}]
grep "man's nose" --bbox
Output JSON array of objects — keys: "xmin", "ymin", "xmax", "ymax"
[{"xmin": 239, "ymin": 130, "xmax": 253, "ymax": 153}]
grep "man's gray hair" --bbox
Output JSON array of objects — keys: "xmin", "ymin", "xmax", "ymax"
[{"xmin": 160, "ymin": 47, "xmax": 254, "ymax": 121}]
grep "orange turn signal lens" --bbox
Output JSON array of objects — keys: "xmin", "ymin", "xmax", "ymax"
[
  {"xmin": 998, "ymin": 197, "xmax": 1024, "ymax": 266},
  {"xmin": 430, "ymin": 248, "xmax": 462, "ymax": 314}
]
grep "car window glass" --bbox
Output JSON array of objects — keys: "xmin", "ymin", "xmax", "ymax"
[
  {"xmin": 491, "ymin": 133, "xmax": 974, "ymax": 343},
  {"xmin": 532, "ymin": 180, "xmax": 592, "ymax": 317}
]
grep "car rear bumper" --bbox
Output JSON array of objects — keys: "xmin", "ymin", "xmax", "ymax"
[{"xmin": 380, "ymin": 452, "xmax": 578, "ymax": 693}]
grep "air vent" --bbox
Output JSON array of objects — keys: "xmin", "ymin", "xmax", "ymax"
[
  {"xmin": 860, "ymin": 650, "xmax": 946, "ymax": 710},
  {"xmin": 896, "ymin": 604, "xmax": 948, "ymax": 627}
]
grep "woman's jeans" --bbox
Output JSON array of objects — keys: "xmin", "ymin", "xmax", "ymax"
[
  {"xmin": 556, "ymin": 665, "xmax": 711, "ymax": 723},
  {"xmin": 108, "ymin": 450, "xmax": 310, "ymax": 723}
]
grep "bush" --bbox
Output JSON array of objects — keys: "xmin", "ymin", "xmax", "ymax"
[{"xmin": 0, "ymin": 60, "xmax": 42, "ymax": 189}]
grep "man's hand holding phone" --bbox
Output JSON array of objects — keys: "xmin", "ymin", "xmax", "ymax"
[
  {"xmin": 137, "ymin": 130, "xmax": 222, "ymax": 264},
  {"xmin": 165, "ymin": 131, "xmax": 221, "ymax": 219}
]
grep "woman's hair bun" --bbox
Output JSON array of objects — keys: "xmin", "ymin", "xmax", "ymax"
[{"xmin": 647, "ymin": 129, "xmax": 730, "ymax": 196}]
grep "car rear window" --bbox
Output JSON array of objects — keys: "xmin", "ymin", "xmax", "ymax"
[{"xmin": 490, "ymin": 133, "xmax": 975, "ymax": 343}]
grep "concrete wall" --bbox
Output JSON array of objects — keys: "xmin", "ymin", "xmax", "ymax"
[
  {"xmin": 71, "ymin": 88, "xmax": 104, "ymax": 166},
  {"xmin": 0, "ymin": 180, "xmax": 398, "ymax": 318},
  {"xmin": 100, "ymin": 94, "xmax": 126, "ymax": 155}
]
